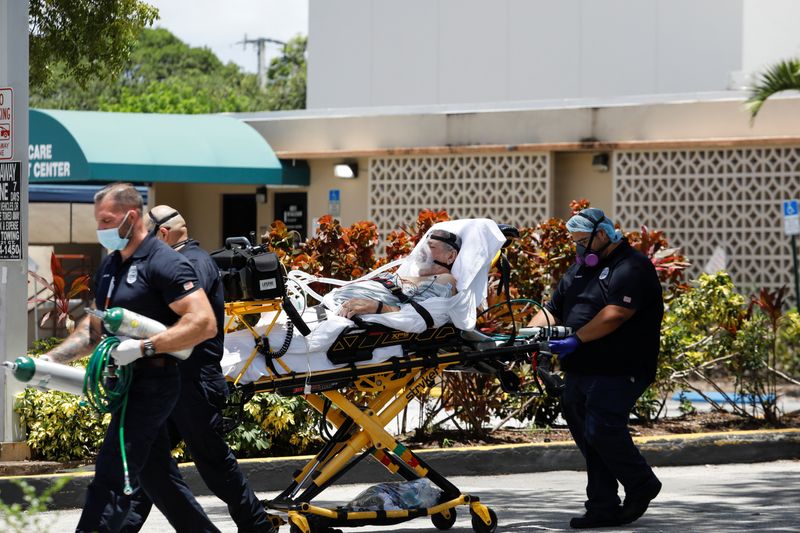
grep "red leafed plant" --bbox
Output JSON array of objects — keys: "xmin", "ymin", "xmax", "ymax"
[
  {"xmin": 383, "ymin": 209, "xmax": 451, "ymax": 262},
  {"xmin": 569, "ymin": 198, "xmax": 592, "ymax": 215},
  {"xmin": 289, "ymin": 215, "xmax": 380, "ymax": 285},
  {"xmin": 625, "ymin": 225, "xmax": 691, "ymax": 293},
  {"xmin": 28, "ymin": 252, "xmax": 91, "ymax": 331}
]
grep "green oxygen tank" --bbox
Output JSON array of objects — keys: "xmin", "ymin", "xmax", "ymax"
[
  {"xmin": 3, "ymin": 356, "xmax": 86, "ymax": 396},
  {"xmin": 89, "ymin": 307, "xmax": 192, "ymax": 360}
]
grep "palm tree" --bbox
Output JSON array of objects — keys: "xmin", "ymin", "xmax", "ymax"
[{"xmin": 746, "ymin": 59, "xmax": 800, "ymax": 119}]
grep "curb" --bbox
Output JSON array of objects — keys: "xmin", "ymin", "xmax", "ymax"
[{"xmin": 0, "ymin": 429, "xmax": 798, "ymax": 510}]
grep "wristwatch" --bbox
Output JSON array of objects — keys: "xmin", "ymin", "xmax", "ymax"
[{"xmin": 141, "ymin": 339, "xmax": 156, "ymax": 358}]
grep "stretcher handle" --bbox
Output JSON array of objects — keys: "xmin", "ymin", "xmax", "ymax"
[
  {"xmin": 225, "ymin": 236, "xmax": 252, "ymax": 249},
  {"xmin": 282, "ymin": 295, "xmax": 311, "ymax": 336},
  {"xmin": 497, "ymin": 223, "xmax": 520, "ymax": 248}
]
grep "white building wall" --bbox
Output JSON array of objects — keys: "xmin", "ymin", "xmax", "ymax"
[
  {"xmin": 308, "ymin": 0, "xmax": 800, "ymax": 109},
  {"xmin": 741, "ymin": 0, "xmax": 800, "ymax": 82}
]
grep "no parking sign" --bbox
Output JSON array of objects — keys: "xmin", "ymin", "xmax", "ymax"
[{"xmin": 0, "ymin": 87, "xmax": 12, "ymax": 160}]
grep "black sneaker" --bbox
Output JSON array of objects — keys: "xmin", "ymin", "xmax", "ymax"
[
  {"xmin": 620, "ymin": 478, "xmax": 662, "ymax": 524},
  {"xmin": 569, "ymin": 508, "xmax": 624, "ymax": 529}
]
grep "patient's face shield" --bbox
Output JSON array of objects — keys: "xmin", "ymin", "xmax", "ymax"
[{"xmin": 405, "ymin": 230, "xmax": 460, "ymax": 276}]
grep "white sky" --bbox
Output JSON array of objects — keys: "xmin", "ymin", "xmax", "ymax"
[{"xmin": 144, "ymin": 0, "xmax": 308, "ymax": 73}]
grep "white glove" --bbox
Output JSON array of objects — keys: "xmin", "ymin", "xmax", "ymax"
[{"xmin": 111, "ymin": 338, "xmax": 144, "ymax": 367}]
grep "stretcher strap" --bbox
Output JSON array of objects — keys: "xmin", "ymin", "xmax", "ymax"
[{"xmin": 368, "ymin": 277, "xmax": 434, "ymax": 327}]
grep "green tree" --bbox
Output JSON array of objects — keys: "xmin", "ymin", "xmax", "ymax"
[
  {"xmin": 746, "ymin": 59, "xmax": 800, "ymax": 119},
  {"xmin": 29, "ymin": 0, "xmax": 158, "ymax": 90},
  {"xmin": 31, "ymin": 28, "xmax": 306, "ymax": 113},
  {"xmin": 265, "ymin": 35, "xmax": 307, "ymax": 110}
]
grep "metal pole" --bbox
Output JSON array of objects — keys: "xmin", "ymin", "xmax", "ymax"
[
  {"xmin": 792, "ymin": 235, "xmax": 800, "ymax": 309},
  {"xmin": 33, "ymin": 278, "xmax": 39, "ymax": 341},
  {"xmin": 257, "ymin": 40, "xmax": 266, "ymax": 90}
]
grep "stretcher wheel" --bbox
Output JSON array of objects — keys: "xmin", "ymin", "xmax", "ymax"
[
  {"xmin": 470, "ymin": 507, "xmax": 497, "ymax": 533},
  {"xmin": 431, "ymin": 507, "xmax": 457, "ymax": 530}
]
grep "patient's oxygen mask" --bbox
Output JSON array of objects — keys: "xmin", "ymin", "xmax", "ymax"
[{"xmin": 406, "ymin": 245, "xmax": 436, "ymax": 277}]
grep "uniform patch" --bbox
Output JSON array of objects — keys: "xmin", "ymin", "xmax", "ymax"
[
  {"xmin": 599, "ymin": 267, "xmax": 610, "ymax": 280},
  {"xmin": 623, "ymin": 295, "xmax": 632, "ymax": 303},
  {"xmin": 126, "ymin": 265, "xmax": 138, "ymax": 285},
  {"xmin": 183, "ymin": 281, "xmax": 194, "ymax": 291}
]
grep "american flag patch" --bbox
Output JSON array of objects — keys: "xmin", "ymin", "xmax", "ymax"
[
  {"xmin": 623, "ymin": 296, "xmax": 632, "ymax": 303},
  {"xmin": 183, "ymin": 281, "xmax": 194, "ymax": 291}
]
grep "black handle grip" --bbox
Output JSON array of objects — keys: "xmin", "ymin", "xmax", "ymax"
[{"xmin": 225, "ymin": 236, "xmax": 252, "ymax": 250}]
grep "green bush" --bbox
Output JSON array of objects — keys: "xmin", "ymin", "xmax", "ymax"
[
  {"xmin": 16, "ymin": 388, "xmax": 109, "ymax": 462},
  {"xmin": 777, "ymin": 309, "xmax": 800, "ymax": 376},
  {"xmin": 225, "ymin": 393, "xmax": 320, "ymax": 458}
]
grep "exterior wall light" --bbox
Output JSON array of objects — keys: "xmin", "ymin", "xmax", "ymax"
[
  {"xmin": 334, "ymin": 162, "xmax": 358, "ymax": 179},
  {"xmin": 592, "ymin": 153, "xmax": 610, "ymax": 172},
  {"xmin": 255, "ymin": 185, "xmax": 268, "ymax": 203}
]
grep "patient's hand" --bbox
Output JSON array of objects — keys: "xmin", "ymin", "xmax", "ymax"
[{"xmin": 338, "ymin": 298, "xmax": 390, "ymax": 319}]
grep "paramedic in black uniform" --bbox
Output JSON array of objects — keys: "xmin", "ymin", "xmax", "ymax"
[
  {"xmin": 43, "ymin": 183, "xmax": 220, "ymax": 532},
  {"xmin": 527, "ymin": 208, "xmax": 664, "ymax": 529},
  {"xmin": 120, "ymin": 205, "xmax": 274, "ymax": 533}
]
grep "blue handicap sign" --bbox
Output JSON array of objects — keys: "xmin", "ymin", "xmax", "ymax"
[
  {"xmin": 329, "ymin": 189, "xmax": 340, "ymax": 202},
  {"xmin": 784, "ymin": 199, "xmax": 799, "ymax": 217}
]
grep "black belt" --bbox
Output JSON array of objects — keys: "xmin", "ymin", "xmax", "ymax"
[
  {"xmin": 135, "ymin": 355, "xmax": 177, "ymax": 369},
  {"xmin": 370, "ymin": 277, "xmax": 434, "ymax": 329}
]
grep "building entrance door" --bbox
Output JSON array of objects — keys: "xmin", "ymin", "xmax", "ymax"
[
  {"xmin": 222, "ymin": 194, "xmax": 257, "ymax": 245},
  {"xmin": 274, "ymin": 192, "xmax": 307, "ymax": 240}
]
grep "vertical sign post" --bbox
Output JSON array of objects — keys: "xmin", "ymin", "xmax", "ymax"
[
  {"xmin": 0, "ymin": 0, "xmax": 29, "ymax": 444},
  {"xmin": 784, "ymin": 199, "xmax": 800, "ymax": 308}
]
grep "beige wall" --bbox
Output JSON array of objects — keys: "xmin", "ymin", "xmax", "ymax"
[
  {"xmin": 307, "ymin": 158, "xmax": 370, "ymax": 230},
  {"xmin": 71, "ymin": 203, "xmax": 96, "ymax": 242},
  {"xmin": 552, "ymin": 152, "xmax": 613, "ymax": 221},
  {"xmin": 29, "ymin": 203, "xmax": 71, "ymax": 243}
]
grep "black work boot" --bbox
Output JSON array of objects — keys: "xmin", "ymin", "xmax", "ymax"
[
  {"xmin": 569, "ymin": 507, "xmax": 624, "ymax": 529},
  {"xmin": 620, "ymin": 478, "xmax": 662, "ymax": 524}
]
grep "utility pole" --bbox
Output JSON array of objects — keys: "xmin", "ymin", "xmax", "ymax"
[
  {"xmin": 238, "ymin": 35, "xmax": 286, "ymax": 90},
  {"xmin": 0, "ymin": 0, "xmax": 29, "ymax": 446}
]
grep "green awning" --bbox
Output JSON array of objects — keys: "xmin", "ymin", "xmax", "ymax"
[{"xmin": 29, "ymin": 109, "xmax": 308, "ymax": 186}]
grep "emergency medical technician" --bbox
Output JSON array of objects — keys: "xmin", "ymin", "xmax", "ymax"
[
  {"xmin": 527, "ymin": 208, "xmax": 664, "ymax": 529},
  {"xmin": 120, "ymin": 205, "xmax": 274, "ymax": 533},
  {"xmin": 43, "ymin": 183, "xmax": 220, "ymax": 532}
]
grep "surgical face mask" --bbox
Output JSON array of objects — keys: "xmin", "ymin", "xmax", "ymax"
[{"xmin": 97, "ymin": 211, "xmax": 133, "ymax": 251}]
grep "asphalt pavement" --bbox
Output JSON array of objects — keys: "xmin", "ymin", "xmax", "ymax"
[{"xmin": 35, "ymin": 460, "xmax": 800, "ymax": 532}]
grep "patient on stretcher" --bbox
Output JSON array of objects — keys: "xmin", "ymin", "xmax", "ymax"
[
  {"xmin": 222, "ymin": 220, "xmax": 507, "ymax": 382},
  {"xmin": 334, "ymin": 229, "xmax": 460, "ymax": 319}
]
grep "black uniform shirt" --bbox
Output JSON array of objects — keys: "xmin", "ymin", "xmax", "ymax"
[
  {"xmin": 94, "ymin": 235, "xmax": 201, "ymax": 338},
  {"xmin": 175, "ymin": 239, "xmax": 225, "ymax": 379},
  {"xmin": 545, "ymin": 239, "xmax": 664, "ymax": 381}
]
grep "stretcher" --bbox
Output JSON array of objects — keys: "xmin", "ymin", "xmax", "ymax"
[{"xmin": 217, "ymin": 220, "xmax": 568, "ymax": 533}]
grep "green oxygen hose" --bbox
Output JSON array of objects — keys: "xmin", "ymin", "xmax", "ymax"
[{"xmin": 83, "ymin": 336, "xmax": 135, "ymax": 495}]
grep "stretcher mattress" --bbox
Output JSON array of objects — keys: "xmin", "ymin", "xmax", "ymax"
[{"xmin": 221, "ymin": 219, "xmax": 507, "ymax": 384}]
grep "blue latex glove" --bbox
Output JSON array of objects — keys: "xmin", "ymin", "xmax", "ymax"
[{"xmin": 548, "ymin": 335, "xmax": 582, "ymax": 360}]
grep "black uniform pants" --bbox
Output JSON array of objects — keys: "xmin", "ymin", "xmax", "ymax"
[
  {"xmin": 561, "ymin": 373, "xmax": 659, "ymax": 513},
  {"xmin": 121, "ymin": 373, "xmax": 271, "ymax": 533},
  {"xmin": 76, "ymin": 365, "xmax": 219, "ymax": 533}
]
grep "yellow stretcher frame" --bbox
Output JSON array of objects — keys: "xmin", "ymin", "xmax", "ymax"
[{"xmin": 221, "ymin": 297, "xmax": 534, "ymax": 533}]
